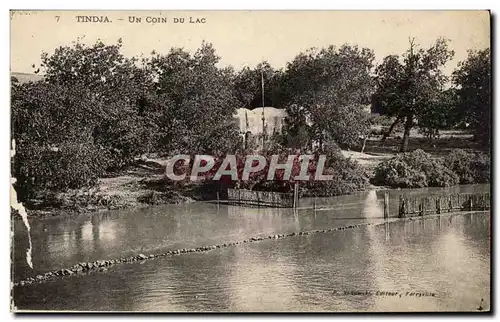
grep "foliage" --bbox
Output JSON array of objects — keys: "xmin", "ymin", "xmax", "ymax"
[
  {"xmin": 36, "ymin": 189, "xmax": 124, "ymax": 210},
  {"xmin": 452, "ymin": 49, "xmax": 491, "ymax": 146},
  {"xmin": 148, "ymin": 42, "xmax": 241, "ymax": 154},
  {"xmin": 166, "ymin": 146, "xmax": 368, "ymax": 197},
  {"xmin": 444, "ymin": 149, "xmax": 490, "ymax": 184},
  {"xmin": 374, "ymin": 38, "xmax": 455, "ymax": 151},
  {"xmin": 370, "ymin": 114, "xmax": 396, "ymax": 127},
  {"xmin": 12, "ymin": 40, "xmax": 245, "ymax": 202},
  {"xmin": 281, "ymin": 104, "xmax": 312, "ymax": 149},
  {"xmin": 417, "ymin": 88, "xmax": 457, "ymax": 139},
  {"xmin": 12, "ymin": 141, "xmax": 108, "ymax": 202},
  {"xmin": 372, "ymin": 149, "xmax": 459, "ymax": 188},
  {"xmin": 39, "ymin": 39, "xmax": 155, "ymax": 168},
  {"xmin": 12, "ymin": 37, "xmax": 491, "ymax": 207},
  {"xmin": 11, "ymin": 80, "xmax": 110, "ymax": 201},
  {"xmin": 138, "ymin": 190, "xmax": 190, "ymax": 205},
  {"xmin": 233, "ymin": 61, "xmax": 284, "ymax": 108},
  {"xmin": 281, "ymin": 45, "xmax": 374, "ymax": 148},
  {"xmin": 301, "ymin": 149, "xmax": 368, "ymax": 196}
]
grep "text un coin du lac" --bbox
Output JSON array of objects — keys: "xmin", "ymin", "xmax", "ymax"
[{"xmin": 76, "ymin": 16, "xmax": 207, "ymax": 24}]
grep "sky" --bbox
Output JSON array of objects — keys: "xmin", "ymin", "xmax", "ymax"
[{"xmin": 10, "ymin": 10, "xmax": 490, "ymax": 75}]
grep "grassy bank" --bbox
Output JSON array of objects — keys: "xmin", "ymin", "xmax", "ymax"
[
  {"xmin": 14, "ymin": 130, "xmax": 489, "ymax": 218},
  {"xmin": 17, "ymin": 159, "xmax": 195, "ymax": 218}
]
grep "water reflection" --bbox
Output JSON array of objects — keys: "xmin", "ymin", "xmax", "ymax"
[
  {"xmin": 13, "ymin": 184, "xmax": 490, "ymax": 285},
  {"xmin": 14, "ymin": 212, "xmax": 490, "ymax": 311}
]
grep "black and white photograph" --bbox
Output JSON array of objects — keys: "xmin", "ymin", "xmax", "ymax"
[{"xmin": 9, "ymin": 10, "xmax": 491, "ymax": 312}]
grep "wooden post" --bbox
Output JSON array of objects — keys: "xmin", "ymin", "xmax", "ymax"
[
  {"xmin": 293, "ymin": 182, "xmax": 298, "ymax": 209},
  {"xmin": 384, "ymin": 192, "xmax": 389, "ymax": 219},
  {"xmin": 398, "ymin": 195, "xmax": 406, "ymax": 218},
  {"xmin": 313, "ymin": 197, "xmax": 317, "ymax": 211},
  {"xmin": 297, "ymin": 182, "xmax": 299, "ymax": 208},
  {"xmin": 385, "ymin": 221, "xmax": 390, "ymax": 241},
  {"xmin": 216, "ymin": 191, "xmax": 220, "ymax": 205},
  {"xmin": 469, "ymin": 196, "xmax": 473, "ymax": 211},
  {"xmin": 398, "ymin": 196, "xmax": 401, "ymax": 218},
  {"xmin": 436, "ymin": 197, "xmax": 441, "ymax": 214}
]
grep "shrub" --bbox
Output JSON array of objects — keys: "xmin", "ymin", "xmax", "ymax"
[
  {"xmin": 471, "ymin": 154, "xmax": 491, "ymax": 183},
  {"xmin": 188, "ymin": 147, "xmax": 368, "ymax": 197},
  {"xmin": 371, "ymin": 127, "xmax": 384, "ymax": 136},
  {"xmin": 255, "ymin": 149, "xmax": 369, "ymax": 197},
  {"xmin": 444, "ymin": 149, "xmax": 490, "ymax": 184},
  {"xmin": 372, "ymin": 157, "xmax": 427, "ymax": 188},
  {"xmin": 372, "ymin": 149, "xmax": 459, "ymax": 188},
  {"xmin": 427, "ymin": 165, "xmax": 460, "ymax": 187},
  {"xmin": 13, "ymin": 141, "xmax": 109, "ymax": 202},
  {"xmin": 370, "ymin": 114, "xmax": 395, "ymax": 127},
  {"xmin": 302, "ymin": 153, "xmax": 368, "ymax": 196},
  {"xmin": 138, "ymin": 190, "xmax": 191, "ymax": 205}
]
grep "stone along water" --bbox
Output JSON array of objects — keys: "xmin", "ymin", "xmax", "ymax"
[{"xmin": 12, "ymin": 184, "xmax": 490, "ymax": 311}]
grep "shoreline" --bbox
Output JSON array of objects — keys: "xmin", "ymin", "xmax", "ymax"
[
  {"xmin": 13, "ymin": 146, "xmax": 487, "ymax": 220},
  {"xmin": 14, "ymin": 182, "xmax": 393, "ymax": 220},
  {"xmin": 12, "ymin": 156, "xmax": 380, "ymax": 219}
]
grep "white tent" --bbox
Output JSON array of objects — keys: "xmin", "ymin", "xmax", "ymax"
[{"xmin": 234, "ymin": 107, "xmax": 287, "ymax": 135}]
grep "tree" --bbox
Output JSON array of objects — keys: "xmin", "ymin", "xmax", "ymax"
[
  {"xmin": 11, "ymin": 39, "xmax": 155, "ymax": 201},
  {"xmin": 281, "ymin": 44, "xmax": 374, "ymax": 149},
  {"xmin": 417, "ymin": 88, "xmax": 457, "ymax": 139},
  {"xmin": 11, "ymin": 80, "xmax": 109, "ymax": 201},
  {"xmin": 374, "ymin": 38, "xmax": 455, "ymax": 152},
  {"xmin": 233, "ymin": 61, "xmax": 284, "ymax": 108},
  {"xmin": 39, "ymin": 38, "xmax": 155, "ymax": 168},
  {"xmin": 281, "ymin": 104, "xmax": 312, "ymax": 149},
  {"xmin": 452, "ymin": 48, "xmax": 491, "ymax": 146},
  {"xmin": 148, "ymin": 42, "xmax": 241, "ymax": 154}
]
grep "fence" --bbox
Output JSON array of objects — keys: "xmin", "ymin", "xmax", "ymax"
[
  {"xmin": 398, "ymin": 192, "xmax": 491, "ymax": 218},
  {"xmin": 227, "ymin": 188, "xmax": 295, "ymax": 208}
]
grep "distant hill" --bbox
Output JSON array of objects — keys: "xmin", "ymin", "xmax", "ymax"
[{"xmin": 11, "ymin": 72, "xmax": 44, "ymax": 84}]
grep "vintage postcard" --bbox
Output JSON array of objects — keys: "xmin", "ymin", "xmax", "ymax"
[{"xmin": 10, "ymin": 10, "xmax": 491, "ymax": 312}]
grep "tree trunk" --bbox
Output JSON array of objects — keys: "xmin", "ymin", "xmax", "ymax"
[
  {"xmin": 361, "ymin": 137, "xmax": 367, "ymax": 154},
  {"xmin": 381, "ymin": 117, "xmax": 401, "ymax": 142},
  {"xmin": 400, "ymin": 115, "xmax": 413, "ymax": 152}
]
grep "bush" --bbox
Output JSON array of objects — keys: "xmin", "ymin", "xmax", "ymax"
[
  {"xmin": 471, "ymin": 154, "xmax": 491, "ymax": 183},
  {"xmin": 372, "ymin": 157, "xmax": 427, "ymax": 188},
  {"xmin": 138, "ymin": 190, "xmax": 191, "ymax": 205},
  {"xmin": 188, "ymin": 146, "xmax": 368, "ymax": 197},
  {"xmin": 370, "ymin": 114, "xmax": 395, "ymax": 127},
  {"xmin": 444, "ymin": 149, "xmax": 490, "ymax": 184},
  {"xmin": 40, "ymin": 189, "xmax": 123, "ymax": 210},
  {"xmin": 372, "ymin": 149, "xmax": 459, "ymax": 188},
  {"xmin": 302, "ymin": 151, "xmax": 368, "ymax": 196},
  {"xmin": 253, "ymin": 148, "xmax": 368, "ymax": 197},
  {"xmin": 370, "ymin": 127, "xmax": 384, "ymax": 136},
  {"xmin": 13, "ymin": 141, "xmax": 109, "ymax": 202}
]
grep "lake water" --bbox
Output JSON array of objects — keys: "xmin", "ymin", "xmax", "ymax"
[{"xmin": 12, "ymin": 184, "xmax": 491, "ymax": 312}]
